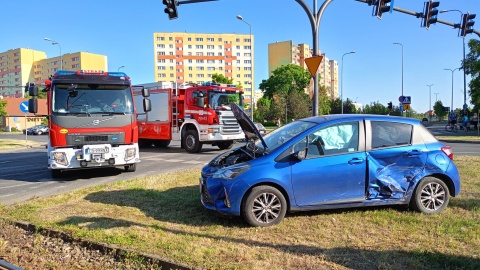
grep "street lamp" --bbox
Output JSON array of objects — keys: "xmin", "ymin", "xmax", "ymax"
[
  {"xmin": 341, "ymin": 51, "xmax": 355, "ymax": 114},
  {"xmin": 44, "ymin": 38, "xmax": 62, "ymax": 70},
  {"xmin": 426, "ymin": 84, "xmax": 434, "ymax": 121},
  {"xmin": 444, "ymin": 68, "xmax": 460, "ymax": 113},
  {"xmin": 236, "ymin": 15, "xmax": 254, "ymax": 119},
  {"xmin": 440, "ymin": 9, "xmax": 467, "ymax": 110},
  {"xmin": 118, "ymin": 66, "xmax": 125, "ymax": 72},
  {"xmin": 434, "ymin": 92, "xmax": 439, "ymax": 101}
]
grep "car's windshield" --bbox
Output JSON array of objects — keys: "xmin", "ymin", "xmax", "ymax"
[
  {"xmin": 52, "ymin": 84, "xmax": 134, "ymax": 115},
  {"xmin": 256, "ymin": 120, "xmax": 317, "ymax": 152},
  {"xmin": 208, "ymin": 91, "xmax": 243, "ymax": 109}
]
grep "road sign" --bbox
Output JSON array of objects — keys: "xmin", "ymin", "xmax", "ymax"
[
  {"xmin": 399, "ymin": 103, "xmax": 403, "ymax": 111},
  {"xmin": 19, "ymin": 101, "xmax": 29, "ymax": 113},
  {"xmin": 403, "ymin": 104, "xmax": 411, "ymax": 111},
  {"xmin": 398, "ymin": 96, "xmax": 405, "ymax": 102},
  {"xmin": 401, "ymin": 96, "xmax": 411, "ymax": 104},
  {"xmin": 305, "ymin": 56, "xmax": 323, "ymax": 77}
]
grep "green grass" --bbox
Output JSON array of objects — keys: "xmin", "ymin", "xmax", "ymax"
[
  {"xmin": 1, "ymin": 157, "xmax": 480, "ymax": 269},
  {"xmin": 0, "ymin": 139, "xmax": 42, "ymax": 150},
  {"xmin": 436, "ymin": 135, "xmax": 480, "ymax": 142}
]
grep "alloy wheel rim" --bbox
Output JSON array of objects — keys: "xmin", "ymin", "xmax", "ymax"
[
  {"xmin": 252, "ymin": 192, "xmax": 282, "ymax": 224},
  {"xmin": 420, "ymin": 182, "xmax": 446, "ymax": 211}
]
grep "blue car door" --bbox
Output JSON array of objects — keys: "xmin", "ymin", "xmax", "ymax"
[
  {"xmin": 366, "ymin": 120, "xmax": 428, "ymax": 200},
  {"xmin": 290, "ymin": 121, "xmax": 367, "ymax": 207}
]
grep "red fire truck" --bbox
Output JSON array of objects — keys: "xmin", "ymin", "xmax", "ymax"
[
  {"xmin": 28, "ymin": 70, "xmax": 151, "ymax": 178},
  {"xmin": 134, "ymin": 82, "xmax": 245, "ymax": 153}
]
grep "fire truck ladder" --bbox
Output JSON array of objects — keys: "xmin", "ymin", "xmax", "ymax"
[{"xmin": 172, "ymin": 86, "xmax": 179, "ymax": 133}]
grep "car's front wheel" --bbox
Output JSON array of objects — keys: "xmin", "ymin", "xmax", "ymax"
[
  {"xmin": 242, "ymin": 186, "xmax": 287, "ymax": 227},
  {"xmin": 411, "ymin": 177, "xmax": 450, "ymax": 214}
]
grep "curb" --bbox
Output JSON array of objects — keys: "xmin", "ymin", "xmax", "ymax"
[
  {"xmin": 439, "ymin": 139, "xmax": 480, "ymax": 144},
  {"xmin": 0, "ymin": 217, "xmax": 199, "ymax": 270}
]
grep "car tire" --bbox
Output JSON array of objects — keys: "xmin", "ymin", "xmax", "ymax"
[
  {"xmin": 410, "ymin": 177, "xmax": 450, "ymax": 214},
  {"xmin": 154, "ymin": 140, "xmax": 171, "ymax": 148},
  {"xmin": 217, "ymin": 140, "xmax": 234, "ymax": 150},
  {"xmin": 184, "ymin": 130, "xmax": 202, "ymax": 153},
  {"xmin": 51, "ymin": 170, "xmax": 62, "ymax": 178},
  {"xmin": 124, "ymin": 163, "xmax": 136, "ymax": 172},
  {"xmin": 242, "ymin": 186, "xmax": 287, "ymax": 227},
  {"xmin": 37, "ymin": 131, "xmax": 42, "ymax": 135}
]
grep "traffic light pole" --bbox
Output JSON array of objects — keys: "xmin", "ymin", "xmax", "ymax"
[{"xmin": 295, "ymin": 0, "xmax": 334, "ymax": 117}]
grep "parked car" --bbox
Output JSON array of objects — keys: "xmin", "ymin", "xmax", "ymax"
[
  {"xmin": 23, "ymin": 125, "xmax": 49, "ymax": 135},
  {"xmin": 200, "ymin": 103, "xmax": 461, "ymax": 227},
  {"xmin": 254, "ymin": 122, "xmax": 267, "ymax": 134}
]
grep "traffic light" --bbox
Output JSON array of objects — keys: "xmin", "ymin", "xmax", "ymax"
[
  {"xmin": 423, "ymin": 1, "xmax": 440, "ymax": 30},
  {"xmin": 375, "ymin": 0, "xmax": 394, "ymax": 20},
  {"xmin": 163, "ymin": 0, "xmax": 178, "ymax": 20},
  {"xmin": 387, "ymin": 102, "xmax": 393, "ymax": 110},
  {"xmin": 460, "ymin": 12, "xmax": 476, "ymax": 37}
]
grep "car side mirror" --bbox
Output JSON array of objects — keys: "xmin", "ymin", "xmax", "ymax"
[{"xmin": 294, "ymin": 149, "xmax": 307, "ymax": 161}]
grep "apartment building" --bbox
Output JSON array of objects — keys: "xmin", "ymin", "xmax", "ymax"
[
  {"xmin": 0, "ymin": 48, "xmax": 107, "ymax": 98},
  {"xmin": 268, "ymin": 40, "xmax": 339, "ymax": 99},
  {"xmin": 153, "ymin": 32, "xmax": 255, "ymax": 110}
]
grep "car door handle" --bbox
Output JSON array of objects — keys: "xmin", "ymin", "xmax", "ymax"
[
  {"xmin": 406, "ymin": 149, "xmax": 422, "ymax": 156},
  {"xmin": 348, "ymin": 157, "xmax": 364, "ymax": 165}
]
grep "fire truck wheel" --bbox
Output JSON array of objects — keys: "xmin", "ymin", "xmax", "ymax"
[
  {"xmin": 125, "ymin": 164, "xmax": 136, "ymax": 172},
  {"xmin": 155, "ymin": 140, "xmax": 171, "ymax": 148},
  {"xmin": 184, "ymin": 130, "xmax": 202, "ymax": 153},
  {"xmin": 138, "ymin": 139, "xmax": 151, "ymax": 148},
  {"xmin": 217, "ymin": 140, "xmax": 234, "ymax": 150},
  {"xmin": 51, "ymin": 170, "xmax": 62, "ymax": 178}
]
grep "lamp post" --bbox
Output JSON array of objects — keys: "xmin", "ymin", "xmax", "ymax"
[
  {"xmin": 426, "ymin": 84, "xmax": 434, "ymax": 121},
  {"xmin": 440, "ymin": 9, "xmax": 467, "ymax": 110},
  {"xmin": 118, "ymin": 66, "xmax": 125, "ymax": 72},
  {"xmin": 341, "ymin": 51, "xmax": 355, "ymax": 114},
  {"xmin": 434, "ymin": 92, "xmax": 439, "ymax": 101},
  {"xmin": 236, "ymin": 15, "xmax": 254, "ymax": 120},
  {"xmin": 44, "ymin": 38, "xmax": 62, "ymax": 70},
  {"xmin": 444, "ymin": 68, "xmax": 460, "ymax": 113},
  {"xmin": 393, "ymin": 42, "xmax": 404, "ymax": 116}
]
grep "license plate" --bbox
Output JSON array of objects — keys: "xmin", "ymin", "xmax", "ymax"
[{"xmin": 90, "ymin": 148, "xmax": 106, "ymax": 153}]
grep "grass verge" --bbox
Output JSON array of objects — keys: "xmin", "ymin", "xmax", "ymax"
[
  {"xmin": 436, "ymin": 135, "xmax": 480, "ymax": 142},
  {"xmin": 0, "ymin": 139, "xmax": 42, "ymax": 150},
  {"xmin": 1, "ymin": 157, "xmax": 479, "ymax": 269}
]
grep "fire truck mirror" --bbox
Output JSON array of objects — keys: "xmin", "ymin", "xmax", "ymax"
[
  {"xmin": 143, "ymin": 98, "xmax": 151, "ymax": 112},
  {"xmin": 197, "ymin": 96, "xmax": 205, "ymax": 108},
  {"xmin": 142, "ymin": 87, "xmax": 150, "ymax": 98}
]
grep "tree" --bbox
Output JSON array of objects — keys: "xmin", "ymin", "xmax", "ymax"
[
  {"xmin": 259, "ymin": 64, "xmax": 311, "ymax": 100},
  {"xmin": 254, "ymin": 97, "xmax": 272, "ymax": 123},
  {"xmin": 463, "ymin": 39, "xmax": 480, "ymax": 112},
  {"xmin": 288, "ymin": 91, "xmax": 311, "ymax": 121},
  {"xmin": 433, "ymin": 100, "xmax": 447, "ymax": 121},
  {"xmin": 0, "ymin": 99, "xmax": 7, "ymax": 117},
  {"xmin": 363, "ymin": 101, "xmax": 389, "ymax": 115},
  {"xmin": 212, "ymin": 73, "xmax": 242, "ymax": 89},
  {"xmin": 317, "ymin": 85, "xmax": 331, "ymax": 116},
  {"xmin": 329, "ymin": 98, "xmax": 356, "ymax": 114}
]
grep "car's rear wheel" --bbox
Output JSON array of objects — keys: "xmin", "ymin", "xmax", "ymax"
[
  {"xmin": 411, "ymin": 177, "xmax": 450, "ymax": 214},
  {"xmin": 242, "ymin": 186, "xmax": 287, "ymax": 227}
]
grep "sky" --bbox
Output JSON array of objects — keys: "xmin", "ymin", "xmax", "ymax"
[{"xmin": 2, "ymin": 0, "xmax": 478, "ymax": 113}]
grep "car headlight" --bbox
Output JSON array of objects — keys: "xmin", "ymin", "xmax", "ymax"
[
  {"xmin": 52, "ymin": 152, "xmax": 68, "ymax": 166},
  {"xmin": 213, "ymin": 163, "xmax": 250, "ymax": 180},
  {"xmin": 125, "ymin": 148, "xmax": 136, "ymax": 161}
]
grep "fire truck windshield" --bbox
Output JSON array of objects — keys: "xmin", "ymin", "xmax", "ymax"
[
  {"xmin": 52, "ymin": 84, "xmax": 134, "ymax": 115},
  {"xmin": 208, "ymin": 91, "xmax": 243, "ymax": 109}
]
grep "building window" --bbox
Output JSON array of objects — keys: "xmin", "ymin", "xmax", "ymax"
[
  {"xmin": 169, "ymin": 37, "xmax": 173, "ymax": 41},
  {"xmin": 157, "ymin": 52, "xmax": 166, "ymax": 55},
  {"xmin": 244, "ymin": 38, "xmax": 251, "ymax": 43},
  {"xmin": 157, "ymin": 44, "xmax": 165, "ymax": 48},
  {"xmin": 188, "ymin": 67, "xmax": 193, "ymax": 70},
  {"xmin": 207, "ymin": 60, "xmax": 215, "ymax": 63},
  {"xmin": 196, "ymin": 37, "xmax": 204, "ymax": 41},
  {"xmin": 207, "ymin": 45, "xmax": 214, "ymax": 49},
  {"xmin": 244, "ymin": 46, "xmax": 251, "ymax": 50},
  {"xmin": 236, "ymin": 38, "xmax": 240, "ymax": 42},
  {"xmin": 195, "ymin": 45, "xmax": 204, "ymax": 49},
  {"xmin": 244, "ymin": 60, "xmax": 251, "ymax": 64},
  {"xmin": 218, "ymin": 38, "xmax": 222, "ymax": 42},
  {"xmin": 197, "ymin": 74, "xmax": 204, "ymax": 78},
  {"xmin": 156, "ymin": 37, "xmax": 165, "ymax": 41},
  {"xmin": 188, "ymin": 37, "xmax": 192, "ymax": 41},
  {"xmin": 157, "ymin": 66, "xmax": 166, "ymax": 70},
  {"xmin": 207, "ymin": 38, "xmax": 214, "ymax": 42},
  {"xmin": 157, "ymin": 59, "xmax": 166, "ymax": 63},
  {"xmin": 236, "ymin": 60, "xmax": 240, "ymax": 64}
]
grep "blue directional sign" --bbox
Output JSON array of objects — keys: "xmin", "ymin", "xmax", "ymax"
[
  {"xmin": 401, "ymin": 96, "xmax": 411, "ymax": 104},
  {"xmin": 19, "ymin": 101, "xmax": 29, "ymax": 113}
]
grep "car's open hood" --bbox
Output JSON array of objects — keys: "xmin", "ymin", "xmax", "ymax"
[{"xmin": 230, "ymin": 103, "xmax": 268, "ymax": 150}]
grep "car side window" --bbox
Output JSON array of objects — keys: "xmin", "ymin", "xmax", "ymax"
[
  {"xmin": 296, "ymin": 122, "xmax": 359, "ymax": 158},
  {"xmin": 371, "ymin": 121, "xmax": 412, "ymax": 149}
]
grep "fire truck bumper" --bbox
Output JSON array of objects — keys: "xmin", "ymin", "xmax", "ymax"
[
  {"xmin": 48, "ymin": 144, "xmax": 140, "ymax": 170},
  {"xmin": 201, "ymin": 132, "xmax": 244, "ymax": 142}
]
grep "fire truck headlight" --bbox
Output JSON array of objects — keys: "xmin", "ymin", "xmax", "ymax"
[
  {"xmin": 208, "ymin": 128, "xmax": 219, "ymax": 133},
  {"xmin": 124, "ymin": 148, "xmax": 136, "ymax": 161},
  {"xmin": 53, "ymin": 152, "xmax": 68, "ymax": 166}
]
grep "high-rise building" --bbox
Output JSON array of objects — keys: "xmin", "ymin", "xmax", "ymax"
[
  {"xmin": 0, "ymin": 48, "xmax": 107, "ymax": 98},
  {"xmin": 153, "ymin": 32, "xmax": 255, "ymax": 112},
  {"xmin": 268, "ymin": 40, "xmax": 339, "ymax": 99}
]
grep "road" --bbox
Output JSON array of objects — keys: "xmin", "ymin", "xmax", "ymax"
[
  {"xmin": 1, "ymin": 128, "xmax": 478, "ymax": 205},
  {"xmin": 0, "ymin": 137, "xmax": 239, "ymax": 205}
]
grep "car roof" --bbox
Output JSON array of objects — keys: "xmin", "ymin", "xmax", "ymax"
[{"xmin": 299, "ymin": 114, "xmax": 421, "ymax": 125}]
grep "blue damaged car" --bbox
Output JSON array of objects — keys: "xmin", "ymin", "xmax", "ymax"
[{"xmin": 200, "ymin": 104, "xmax": 461, "ymax": 227}]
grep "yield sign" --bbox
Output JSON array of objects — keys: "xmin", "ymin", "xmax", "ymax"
[{"xmin": 305, "ymin": 56, "xmax": 323, "ymax": 77}]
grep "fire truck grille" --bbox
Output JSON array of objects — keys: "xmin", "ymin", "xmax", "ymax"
[
  {"xmin": 66, "ymin": 133, "xmax": 125, "ymax": 146},
  {"xmin": 219, "ymin": 115, "xmax": 241, "ymax": 134}
]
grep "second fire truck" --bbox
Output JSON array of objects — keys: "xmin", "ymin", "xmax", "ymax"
[{"xmin": 134, "ymin": 82, "xmax": 245, "ymax": 153}]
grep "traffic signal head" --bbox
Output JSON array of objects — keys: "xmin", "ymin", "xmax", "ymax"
[
  {"xmin": 388, "ymin": 102, "xmax": 393, "ymax": 110},
  {"xmin": 461, "ymin": 13, "xmax": 476, "ymax": 37},
  {"xmin": 375, "ymin": 0, "xmax": 394, "ymax": 20},
  {"xmin": 423, "ymin": 1, "xmax": 440, "ymax": 30},
  {"xmin": 163, "ymin": 0, "xmax": 178, "ymax": 20}
]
